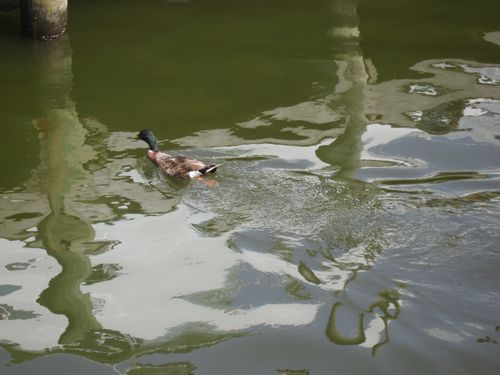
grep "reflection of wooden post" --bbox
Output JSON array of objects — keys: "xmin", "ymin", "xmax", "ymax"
[
  {"xmin": 20, "ymin": 0, "xmax": 68, "ymax": 40},
  {"xmin": 316, "ymin": 0, "xmax": 368, "ymax": 178},
  {"xmin": 33, "ymin": 36, "xmax": 102, "ymax": 345}
]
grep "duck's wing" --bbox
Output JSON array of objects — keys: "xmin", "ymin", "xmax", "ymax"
[{"xmin": 157, "ymin": 155, "xmax": 210, "ymax": 178}]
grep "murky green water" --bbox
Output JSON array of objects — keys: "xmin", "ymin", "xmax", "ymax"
[{"xmin": 1, "ymin": 0, "xmax": 500, "ymax": 374}]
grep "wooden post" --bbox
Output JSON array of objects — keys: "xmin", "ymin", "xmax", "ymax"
[{"xmin": 20, "ymin": 0, "xmax": 68, "ymax": 40}]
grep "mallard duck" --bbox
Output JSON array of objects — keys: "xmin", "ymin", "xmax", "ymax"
[{"xmin": 138, "ymin": 129, "xmax": 218, "ymax": 178}]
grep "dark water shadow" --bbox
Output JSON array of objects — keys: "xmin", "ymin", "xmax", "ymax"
[{"xmin": 0, "ymin": 1, "xmax": 20, "ymax": 38}]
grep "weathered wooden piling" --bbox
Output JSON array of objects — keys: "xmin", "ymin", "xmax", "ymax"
[{"xmin": 20, "ymin": 0, "xmax": 68, "ymax": 40}]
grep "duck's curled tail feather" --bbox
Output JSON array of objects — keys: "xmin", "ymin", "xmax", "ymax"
[
  {"xmin": 187, "ymin": 164, "xmax": 220, "ymax": 178},
  {"xmin": 199, "ymin": 164, "xmax": 219, "ymax": 175}
]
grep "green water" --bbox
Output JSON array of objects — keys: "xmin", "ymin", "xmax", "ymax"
[{"xmin": 1, "ymin": 0, "xmax": 500, "ymax": 374}]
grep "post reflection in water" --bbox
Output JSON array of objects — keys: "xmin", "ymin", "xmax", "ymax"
[
  {"xmin": 314, "ymin": 0, "xmax": 398, "ymax": 352},
  {"xmin": 317, "ymin": 0, "xmax": 369, "ymax": 178},
  {"xmin": 31, "ymin": 36, "xmax": 102, "ymax": 345}
]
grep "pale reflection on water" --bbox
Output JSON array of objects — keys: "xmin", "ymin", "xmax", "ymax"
[
  {"xmin": 0, "ymin": 239, "xmax": 65, "ymax": 351},
  {"xmin": 86, "ymin": 207, "xmax": 319, "ymax": 340}
]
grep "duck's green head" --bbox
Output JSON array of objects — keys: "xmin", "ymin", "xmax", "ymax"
[{"xmin": 138, "ymin": 129, "xmax": 159, "ymax": 151}]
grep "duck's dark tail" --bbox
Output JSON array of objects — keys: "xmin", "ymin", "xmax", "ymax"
[{"xmin": 199, "ymin": 164, "xmax": 219, "ymax": 175}]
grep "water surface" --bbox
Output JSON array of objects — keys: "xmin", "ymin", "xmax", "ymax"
[{"xmin": 1, "ymin": 1, "xmax": 500, "ymax": 374}]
